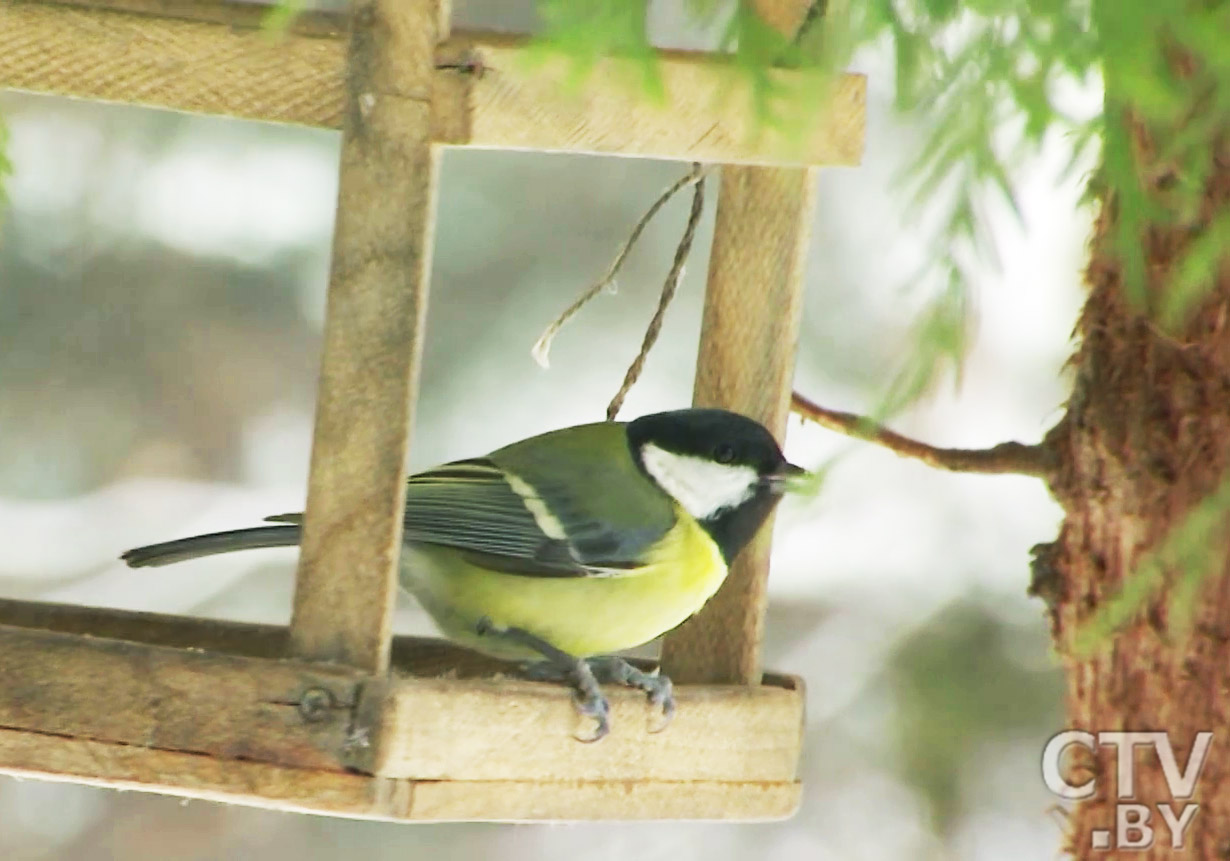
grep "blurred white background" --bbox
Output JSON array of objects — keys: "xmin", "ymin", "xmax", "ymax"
[{"xmin": 0, "ymin": 1, "xmax": 1092, "ymax": 858}]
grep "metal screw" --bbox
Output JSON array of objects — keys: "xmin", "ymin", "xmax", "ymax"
[{"xmin": 299, "ymin": 687, "xmax": 335, "ymax": 723}]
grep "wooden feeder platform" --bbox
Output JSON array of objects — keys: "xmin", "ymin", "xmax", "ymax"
[{"xmin": 0, "ymin": 0, "xmax": 865, "ymax": 821}]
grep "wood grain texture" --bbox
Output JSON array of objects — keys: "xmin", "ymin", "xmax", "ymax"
[
  {"xmin": 0, "ymin": 728, "xmax": 384, "ymax": 817},
  {"xmin": 0, "ymin": 600, "xmax": 804, "ymax": 816},
  {"xmin": 433, "ymin": 34, "xmax": 864, "ymax": 167},
  {"xmin": 26, "ymin": 0, "xmax": 347, "ymax": 33},
  {"xmin": 0, "ymin": 599, "xmax": 804, "ymax": 783},
  {"xmin": 0, "ymin": 597, "xmax": 292, "ymax": 658},
  {"xmin": 0, "ymin": 0, "xmax": 866, "ymax": 167},
  {"xmin": 0, "ymin": 623, "xmax": 362, "ymax": 770},
  {"xmin": 661, "ymin": 166, "xmax": 816, "ymax": 685},
  {"xmin": 288, "ymin": 0, "xmax": 444, "ymax": 672},
  {"xmin": 0, "ymin": 729, "xmax": 801, "ymax": 821},
  {"xmin": 1, "ymin": 0, "xmax": 348, "ymax": 126},
  {"xmin": 0, "ymin": 597, "xmax": 800, "ymax": 684},
  {"xmin": 370, "ymin": 675, "xmax": 804, "ymax": 782},
  {"xmin": 0, "ymin": 597, "xmax": 509, "ymax": 676},
  {"xmin": 405, "ymin": 778, "xmax": 802, "ymax": 821}
]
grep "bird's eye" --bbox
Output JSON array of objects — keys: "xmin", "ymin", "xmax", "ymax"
[{"xmin": 714, "ymin": 443, "xmax": 736, "ymax": 464}]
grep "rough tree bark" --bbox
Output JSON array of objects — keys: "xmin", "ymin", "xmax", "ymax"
[{"xmin": 1037, "ymin": 107, "xmax": 1230, "ymax": 856}]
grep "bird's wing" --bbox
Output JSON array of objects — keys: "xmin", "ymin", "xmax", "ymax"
[{"xmin": 268, "ymin": 423, "xmax": 679, "ymax": 578}]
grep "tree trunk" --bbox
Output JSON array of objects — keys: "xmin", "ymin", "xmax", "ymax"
[{"xmin": 1038, "ymin": 112, "xmax": 1230, "ymax": 857}]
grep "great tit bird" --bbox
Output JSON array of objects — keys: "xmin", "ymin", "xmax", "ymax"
[{"xmin": 122, "ymin": 408, "xmax": 805, "ymax": 740}]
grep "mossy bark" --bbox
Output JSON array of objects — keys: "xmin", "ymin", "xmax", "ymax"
[{"xmin": 1036, "ymin": 123, "xmax": 1230, "ymax": 857}]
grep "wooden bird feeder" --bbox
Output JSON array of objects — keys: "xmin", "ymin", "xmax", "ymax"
[{"xmin": 0, "ymin": 0, "xmax": 864, "ymax": 821}]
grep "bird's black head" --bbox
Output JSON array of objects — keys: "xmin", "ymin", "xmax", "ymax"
[{"xmin": 626, "ymin": 408, "xmax": 805, "ymax": 562}]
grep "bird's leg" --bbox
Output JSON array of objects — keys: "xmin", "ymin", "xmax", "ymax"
[
  {"xmin": 524, "ymin": 655, "xmax": 675, "ymax": 733},
  {"xmin": 474, "ymin": 617, "xmax": 610, "ymax": 742},
  {"xmin": 586, "ymin": 656, "xmax": 675, "ymax": 732}
]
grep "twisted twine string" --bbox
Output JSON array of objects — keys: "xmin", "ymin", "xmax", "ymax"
[
  {"xmin": 531, "ymin": 163, "xmax": 710, "ymax": 376},
  {"xmin": 605, "ymin": 170, "xmax": 706, "ymax": 420}
]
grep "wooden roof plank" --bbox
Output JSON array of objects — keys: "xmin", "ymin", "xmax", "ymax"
[{"xmin": 0, "ymin": 1, "xmax": 865, "ymax": 166}]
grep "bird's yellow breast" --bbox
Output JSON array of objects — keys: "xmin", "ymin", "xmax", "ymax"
[{"xmin": 400, "ymin": 507, "xmax": 728, "ymax": 660}]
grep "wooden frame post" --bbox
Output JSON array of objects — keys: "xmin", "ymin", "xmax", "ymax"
[
  {"xmin": 660, "ymin": 0, "xmax": 817, "ymax": 687},
  {"xmin": 661, "ymin": 167, "xmax": 815, "ymax": 685},
  {"xmin": 288, "ymin": 0, "xmax": 447, "ymax": 672}
]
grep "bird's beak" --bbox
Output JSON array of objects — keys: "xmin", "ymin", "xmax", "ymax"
[{"xmin": 762, "ymin": 461, "xmax": 809, "ymax": 493}]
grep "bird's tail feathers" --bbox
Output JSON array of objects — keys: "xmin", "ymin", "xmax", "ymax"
[{"xmin": 121, "ymin": 525, "xmax": 301, "ymax": 568}]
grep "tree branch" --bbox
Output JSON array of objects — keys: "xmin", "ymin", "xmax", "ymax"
[{"xmin": 790, "ymin": 392, "xmax": 1054, "ymax": 478}]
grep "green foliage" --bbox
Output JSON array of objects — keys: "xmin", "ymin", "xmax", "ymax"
[
  {"xmin": 1162, "ymin": 211, "xmax": 1230, "ymax": 328},
  {"xmin": 854, "ymin": 0, "xmax": 1097, "ymax": 404},
  {"xmin": 534, "ymin": 0, "xmax": 1095, "ymax": 412},
  {"xmin": 531, "ymin": 1, "xmax": 667, "ymax": 100},
  {"xmin": 534, "ymin": 0, "xmax": 1228, "ymax": 402},
  {"xmin": 261, "ymin": 0, "xmax": 304, "ymax": 37},
  {"xmin": 1091, "ymin": 0, "xmax": 1230, "ymax": 321},
  {"xmin": 882, "ymin": 263, "xmax": 972, "ymax": 413}
]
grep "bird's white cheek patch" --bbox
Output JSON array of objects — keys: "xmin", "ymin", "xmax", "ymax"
[{"xmin": 640, "ymin": 443, "xmax": 758, "ymax": 521}]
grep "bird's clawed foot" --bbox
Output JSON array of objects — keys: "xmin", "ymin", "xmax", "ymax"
[
  {"xmin": 475, "ymin": 618, "xmax": 674, "ymax": 741},
  {"xmin": 586, "ymin": 656, "xmax": 675, "ymax": 733},
  {"xmin": 476, "ymin": 617, "xmax": 611, "ymax": 741},
  {"xmin": 523, "ymin": 655, "xmax": 675, "ymax": 738},
  {"xmin": 566, "ymin": 661, "xmax": 612, "ymax": 743}
]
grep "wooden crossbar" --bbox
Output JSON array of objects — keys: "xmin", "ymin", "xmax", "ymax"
[
  {"xmin": 0, "ymin": 598, "xmax": 803, "ymax": 820},
  {"xmin": 0, "ymin": 599, "xmax": 804, "ymax": 783},
  {"xmin": 0, "ymin": 732, "xmax": 802, "ymax": 821},
  {"xmin": 0, "ymin": 0, "xmax": 866, "ymax": 167}
]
